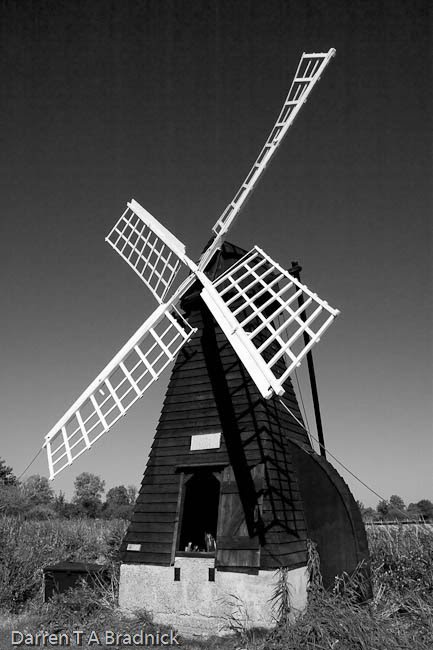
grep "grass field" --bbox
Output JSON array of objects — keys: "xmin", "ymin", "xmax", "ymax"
[{"xmin": 0, "ymin": 516, "xmax": 432, "ymax": 649}]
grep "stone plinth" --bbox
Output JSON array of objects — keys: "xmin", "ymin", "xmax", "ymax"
[{"xmin": 119, "ymin": 558, "xmax": 308, "ymax": 638}]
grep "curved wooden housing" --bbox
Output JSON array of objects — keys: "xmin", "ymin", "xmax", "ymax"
[{"xmin": 289, "ymin": 440, "xmax": 371, "ymax": 591}]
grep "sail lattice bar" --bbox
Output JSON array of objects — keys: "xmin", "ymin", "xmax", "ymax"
[
  {"xmin": 201, "ymin": 246, "xmax": 339, "ymax": 399},
  {"xmin": 106, "ymin": 199, "xmax": 188, "ymax": 303},
  {"xmin": 203, "ymin": 49, "xmax": 335, "ymax": 265},
  {"xmin": 44, "ymin": 305, "xmax": 196, "ymax": 479}
]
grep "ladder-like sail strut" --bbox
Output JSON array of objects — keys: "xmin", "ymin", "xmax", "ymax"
[{"xmin": 199, "ymin": 49, "xmax": 335, "ymax": 271}]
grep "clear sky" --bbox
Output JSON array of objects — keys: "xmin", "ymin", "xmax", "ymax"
[{"xmin": 1, "ymin": 0, "xmax": 431, "ymax": 508}]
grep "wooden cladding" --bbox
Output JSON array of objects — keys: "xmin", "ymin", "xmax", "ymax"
[
  {"xmin": 121, "ymin": 245, "xmax": 311, "ymax": 568},
  {"xmin": 218, "ymin": 536, "xmax": 260, "ymax": 550}
]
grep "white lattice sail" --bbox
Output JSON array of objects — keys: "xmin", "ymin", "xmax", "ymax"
[
  {"xmin": 206, "ymin": 50, "xmax": 335, "ymax": 249},
  {"xmin": 44, "ymin": 305, "xmax": 196, "ymax": 479},
  {"xmin": 106, "ymin": 199, "xmax": 188, "ymax": 303},
  {"xmin": 42, "ymin": 49, "xmax": 337, "ymax": 480},
  {"xmin": 201, "ymin": 246, "xmax": 339, "ymax": 399}
]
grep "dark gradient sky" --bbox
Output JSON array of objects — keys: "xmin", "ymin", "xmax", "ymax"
[{"xmin": 1, "ymin": 0, "xmax": 431, "ymax": 506}]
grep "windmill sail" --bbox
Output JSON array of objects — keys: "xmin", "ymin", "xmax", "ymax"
[
  {"xmin": 44, "ymin": 304, "xmax": 196, "ymax": 479},
  {"xmin": 199, "ymin": 49, "xmax": 335, "ymax": 271},
  {"xmin": 106, "ymin": 200, "xmax": 189, "ymax": 304},
  {"xmin": 201, "ymin": 246, "xmax": 339, "ymax": 399},
  {"xmin": 45, "ymin": 203, "xmax": 202, "ymax": 480},
  {"xmin": 42, "ymin": 49, "xmax": 337, "ymax": 479}
]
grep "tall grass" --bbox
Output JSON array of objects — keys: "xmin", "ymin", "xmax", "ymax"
[
  {"xmin": 265, "ymin": 524, "xmax": 433, "ymax": 650},
  {"xmin": 0, "ymin": 515, "xmax": 127, "ymax": 612},
  {"xmin": 0, "ymin": 518, "xmax": 432, "ymax": 649},
  {"xmin": 368, "ymin": 523, "xmax": 433, "ymax": 601}
]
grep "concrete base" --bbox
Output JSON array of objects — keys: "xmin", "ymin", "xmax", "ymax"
[{"xmin": 119, "ymin": 558, "xmax": 308, "ymax": 638}]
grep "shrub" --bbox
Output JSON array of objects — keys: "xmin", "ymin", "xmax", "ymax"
[
  {"xmin": 0, "ymin": 485, "xmax": 30, "ymax": 516},
  {"xmin": 0, "ymin": 516, "xmax": 128, "ymax": 613}
]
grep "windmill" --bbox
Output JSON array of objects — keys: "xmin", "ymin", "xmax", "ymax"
[{"xmin": 42, "ymin": 49, "xmax": 370, "ymax": 636}]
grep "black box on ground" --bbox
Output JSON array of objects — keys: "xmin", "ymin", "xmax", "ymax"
[{"xmin": 43, "ymin": 561, "xmax": 109, "ymax": 601}]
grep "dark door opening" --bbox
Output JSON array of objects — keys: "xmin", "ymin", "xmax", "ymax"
[{"xmin": 179, "ymin": 470, "xmax": 220, "ymax": 553}]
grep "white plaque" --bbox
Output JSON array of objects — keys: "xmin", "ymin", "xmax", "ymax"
[
  {"xmin": 190, "ymin": 432, "xmax": 221, "ymax": 451},
  {"xmin": 127, "ymin": 543, "xmax": 141, "ymax": 552}
]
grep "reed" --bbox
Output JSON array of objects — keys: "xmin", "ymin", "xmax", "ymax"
[{"xmin": 0, "ymin": 518, "xmax": 431, "ymax": 649}]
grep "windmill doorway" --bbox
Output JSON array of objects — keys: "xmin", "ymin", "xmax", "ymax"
[{"xmin": 178, "ymin": 470, "xmax": 220, "ymax": 554}]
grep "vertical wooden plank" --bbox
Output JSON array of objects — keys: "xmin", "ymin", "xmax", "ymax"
[
  {"xmin": 216, "ymin": 464, "xmax": 263, "ymax": 569},
  {"xmin": 170, "ymin": 472, "xmax": 184, "ymax": 563}
]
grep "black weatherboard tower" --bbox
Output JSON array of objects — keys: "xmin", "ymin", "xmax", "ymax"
[
  {"xmin": 43, "ymin": 49, "xmax": 370, "ymax": 635},
  {"xmin": 121, "ymin": 242, "xmax": 369, "ymax": 579}
]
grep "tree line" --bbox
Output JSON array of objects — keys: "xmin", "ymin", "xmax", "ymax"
[
  {"xmin": 2, "ymin": 457, "xmax": 432, "ymax": 523},
  {"xmin": 0, "ymin": 457, "xmax": 136, "ymax": 520},
  {"xmin": 357, "ymin": 494, "xmax": 433, "ymax": 522}
]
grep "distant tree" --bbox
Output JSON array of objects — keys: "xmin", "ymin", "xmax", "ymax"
[
  {"xmin": 407, "ymin": 502, "xmax": 422, "ymax": 521},
  {"xmin": 106, "ymin": 486, "xmax": 129, "ymax": 506},
  {"xmin": 0, "ymin": 484, "xmax": 28, "ymax": 515},
  {"xmin": 23, "ymin": 475, "xmax": 54, "ymax": 506},
  {"xmin": 389, "ymin": 495, "xmax": 406, "ymax": 512},
  {"xmin": 63, "ymin": 502, "xmax": 81, "ymax": 518},
  {"xmin": 357, "ymin": 500, "xmax": 377, "ymax": 522},
  {"xmin": 363, "ymin": 507, "xmax": 378, "ymax": 521},
  {"xmin": 54, "ymin": 490, "xmax": 67, "ymax": 515},
  {"xmin": 416, "ymin": 499, "xmax": 433, "ymax": 522},
  {"xmin": 0, "ymin": 457, "xmax": 17, "ymax": 486},
  {"xmin": 387, "ymin": 494, "xmax": 407, "ymax": 521},
  {"xmin": 103, "ymin": 485, "xmax": 135, "ymax": 520},
  {"xmin": 73, "ymin": 472, "xmax": 105, "ymax": 518},
  {"xmin": 53, "ymin": 491, "xmax": 79, "ymax": 518},
  {"xmin": 376, "ymin": 500, "xmax": 389, "ymax": 519},
  {"xmin": 77, "ymin": 496, "xmax": 102, "ymax": 518},
  {"xmin": 73, "ymin": 472, "xmax": 105, "ymax": 502}
]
